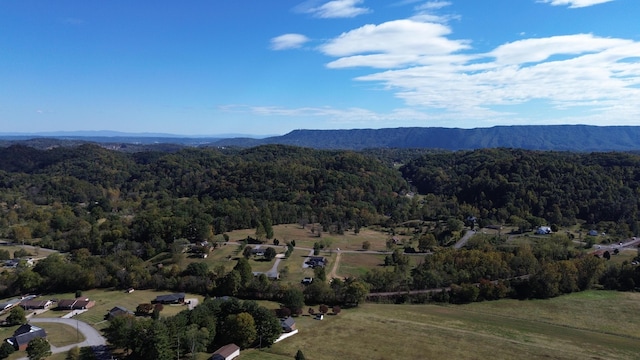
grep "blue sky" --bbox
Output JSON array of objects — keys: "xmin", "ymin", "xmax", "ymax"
[{"xmin": 1, "ymin": 0, "xmax": 639, "ymax": 136}]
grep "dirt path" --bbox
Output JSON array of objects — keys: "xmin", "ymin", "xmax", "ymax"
[{"xmin": 328, "ymin": 250, "xmax": 343, "ymax": 280}]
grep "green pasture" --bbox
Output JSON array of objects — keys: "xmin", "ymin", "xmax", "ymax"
[
  {"xmin": 337, "ymin": 253, "xmax": 387, "ymax": 278},
  {"xmin": 248, "ymin": 290, "xmax": 640, "ymax": 360}
]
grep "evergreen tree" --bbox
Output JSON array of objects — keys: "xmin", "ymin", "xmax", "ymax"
[
  {"xmin": 255, "ymin": 222, "xmax": 266, "ymax": 241},
  {"xmin": 295, "ymin": 349, "xmax": 306, "ymax": 360},
  {"xmin": 234, "ymin": 257, "xmax": 253, "ymax": 286}
]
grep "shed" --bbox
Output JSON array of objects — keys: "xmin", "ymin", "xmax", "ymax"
[
  {"xmin": 211, "ymin": 343, "xmax": 240, "ymax": 360},
  {"xmin": 152, "ymin": 293, "xmax": 186, "ymax": 304},
  {"xmin": 106, "ymin": 306, "xmax": 134, "ymax": 319},
  {"xmin": 280, "ymin": 316, "xmax": 297, "ymax": 332}
]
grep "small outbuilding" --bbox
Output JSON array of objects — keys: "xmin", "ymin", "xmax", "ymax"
[
  {"xmin": 152, "ymin": 293, "xmax": 186, "ymax": 304},
  {"xmin": 280, "ymin": 316, "xmax": 297, "ymax": 333},
  {"xmin": 211, "ymin": 343, "xmax": 240, "ymax": 360},
  {"xmin": 106, "ymin": 306, "xmax": 134, "ymax": 320}
]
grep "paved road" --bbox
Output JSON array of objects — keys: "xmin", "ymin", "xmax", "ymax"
[
  {"xmin": 454, "ymin": 229, "xmax": 476, "ymax": 249},
  {"xmin": 252, "ymin": 253, "xmax": 285, "ymax": 278},
  {"xmin": 17, "ymin": 318, "xmax": 106, "ymax": 359}
]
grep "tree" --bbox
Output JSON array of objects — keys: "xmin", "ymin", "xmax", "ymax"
[
  {"xmin": 332, "ymin": 305, "xmax": 341, "ymax": 315},
  {"xmin": 184, "ymin": 324, "xmax": 209, "ymax": 358},
  {"xmin": 250, "ymin": 306, "xmax": 281, "ymax": 348},
  {"xmin": 361, "ymin": 241, "xmax": 371, "ymax": 250},
  {"xmin": 26, "ymin": 337, "xmax": 51, "ymax": 360},
  {"xmin": 418, "ymin": 233, "xmax": 437, "ymax": 252},
  {"xmin": 342, "ymin": 279, "xmax": 369, "ymax": 307},
  {"xmin": 6, "ymin": 306, "xmax": 26, "ymax": 326},
  {"xmin": 185, "ymin": 262, "xmax": 209, "ymax": 277},
  {"xmin": 140, "ymin": 320, "xmax": 173, "ymax": 360},
  {"xmin": 282, "ymin": 288, "xmax": 305, "ymax": 315},
  {"xmin": 136, "ymin": 303, "xmax": 154, "ymax": 316},
  {"xmin": 234, "ymin": 257, "xmax": 254, "ymax": 286},
  {"xmin": 104, "ymin": 314, "xmax": 136, "ymax": 354},
  {"xmin": 264, "ymin": 247, "xmax": 277, "ymax": 261},
  {"xmin": 318, "ymin": 304, "xmax": 329, "ymax": 314},
  {"xmin": 0, "ymin": 341, "xmax": 15, "ymax": 359},
  {"xmin": 255, "ymin": 222, "xmax": 266, "ymax": 241},
  {"xmin": 313, "ymin": 266, "xmax": 327, "ymax": 282},
  {"xmin": 222, "ymin": 312, "xmax": 256, "ymax": 349},
  {"xmin": 295, "ymin": 349, "xmax": 306, "ymax": 360}
]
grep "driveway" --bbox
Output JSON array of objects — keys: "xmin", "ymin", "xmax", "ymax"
[{"xmin": 16, "ymin": 318, "xmax": 106, "ymax": 359}]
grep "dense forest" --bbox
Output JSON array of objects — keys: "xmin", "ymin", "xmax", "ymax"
[
  {"xmin": 401, "ymin": 148, "xmax": 640, "ymax": 235},
  {"xmin": 0, "ymin": 144, "xmax": 639, "ymax": 306}
]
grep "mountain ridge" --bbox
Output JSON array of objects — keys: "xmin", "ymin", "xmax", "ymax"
[{"xmin": 1, "ymin": 125, "xmax": 639, "ymax": 152}]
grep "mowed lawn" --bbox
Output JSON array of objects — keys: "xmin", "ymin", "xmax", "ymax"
[
  {"xmin": 252, "ymin": 290, "xmax": 640, "ymax": 360},
  {"xmin": 34, "ymin": 289, "xmax": 203, "ymax": 330}
]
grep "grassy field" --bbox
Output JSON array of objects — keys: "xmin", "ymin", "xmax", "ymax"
[
  {"xmin": 246, "ymin": 290, "xmax": 640, "ymax": 360},
  {"xmin": 225, "ymin": 224, "xmax": 401, "ymax": 252},
  {"xmin": 337, "ymin": 253, "xmax": 386, "ymax": 278}
]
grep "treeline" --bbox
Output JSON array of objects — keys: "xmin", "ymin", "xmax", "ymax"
[
  {"xmin": 364, "ymin": 234, "xmax": 640, "ymax": 304},
  {"xmin": 105, "ymin": 297, "xmax": 282, "ymax": 360},
  {"xmin": 401, "ymin": 148, "xmax": 640, "ymax": 236},
  {"xmin": 0, "ymin": 144, "xmax": 409, "ymax": 254}
]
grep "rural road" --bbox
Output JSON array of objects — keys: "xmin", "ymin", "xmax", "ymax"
[
  {"xmin": 454, "ymin": 229, "xmax": 476, "ymax": 249},
  {"xmin": 327, "ymin": 250, "xmax": 342, "ymax": 280},
  {"xmin": 17, "ymin": 318, "xmax": 106, "ymax": 359},
  {"xmin": 252, "ymin": 253, "xmax": 284, "ymax": 278}
]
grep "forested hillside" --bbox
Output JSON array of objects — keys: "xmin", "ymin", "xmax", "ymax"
[
  {"xmin": 0, "ymin": 144, "xmax": 409, "ymax": 254},
  {"xmin": 401, "ymin": 148, "xmax": 640, "ymax": 236},
  {"xmin": 1, "ymin": 145, "xmax": 640, "ymax": 304},
  {"xmin": 213, "ymin": 125, "xmax": 640, "ymax": 151}
]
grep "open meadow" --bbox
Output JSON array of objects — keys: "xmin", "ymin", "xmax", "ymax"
[
  {"xmin": 244, "ymin": 290, "xmax": 640, "ymax": 360},
  {"xmin": 225, "ymin": 224, "xmax": 402, "ymax": 252}
]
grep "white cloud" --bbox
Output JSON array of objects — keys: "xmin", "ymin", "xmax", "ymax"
[
  {"xmin": 304, "ymin": 0, "xmax": 371, "ymax": 18},
  {"xmin": 489, "ymin": 34, "xmax": 631, "ymax": 65},
  {"xmin": 270, "ymin": 34, "xmax": 310, "ymax": 50},
  {"xmin": 415, "ymin": 1, "xmax": 451, "ymax": 11},
  {"xmin": 320, "ymin": 20, "xmax": 470, "ymax": 68},
  {"xmin": 316, "ymin": 18, "xmax": 640, "ymax": 123},
  {"xmin": 538, "ymin": 0, "xmax": 615, "ymax": 8}
]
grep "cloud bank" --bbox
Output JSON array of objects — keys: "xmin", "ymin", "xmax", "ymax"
[{"xmin": 538, "ymin": 0, "xmax": 615, "ymax": 8}]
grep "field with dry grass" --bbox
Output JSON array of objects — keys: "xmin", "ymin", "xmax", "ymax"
[
  {"xmin": 225, "ymin": 224, "xmax": 401, "ymax": 252},
  {"xmin": 245, "ymin": 290, "xmax": 640, "ymax": 360}
]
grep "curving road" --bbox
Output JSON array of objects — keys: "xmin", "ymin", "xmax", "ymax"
[{"xmin": 16, "ymin": 318, "xmax": 106, "ymax": 360}]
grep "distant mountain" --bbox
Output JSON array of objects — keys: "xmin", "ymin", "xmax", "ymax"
[
  {"xmin": 2, "ymin": 125, "xmax": 639, "ymax": 152},
  {"xmin": 212, "ymin": 125, "xmax": 640, "ymax": 151}
]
